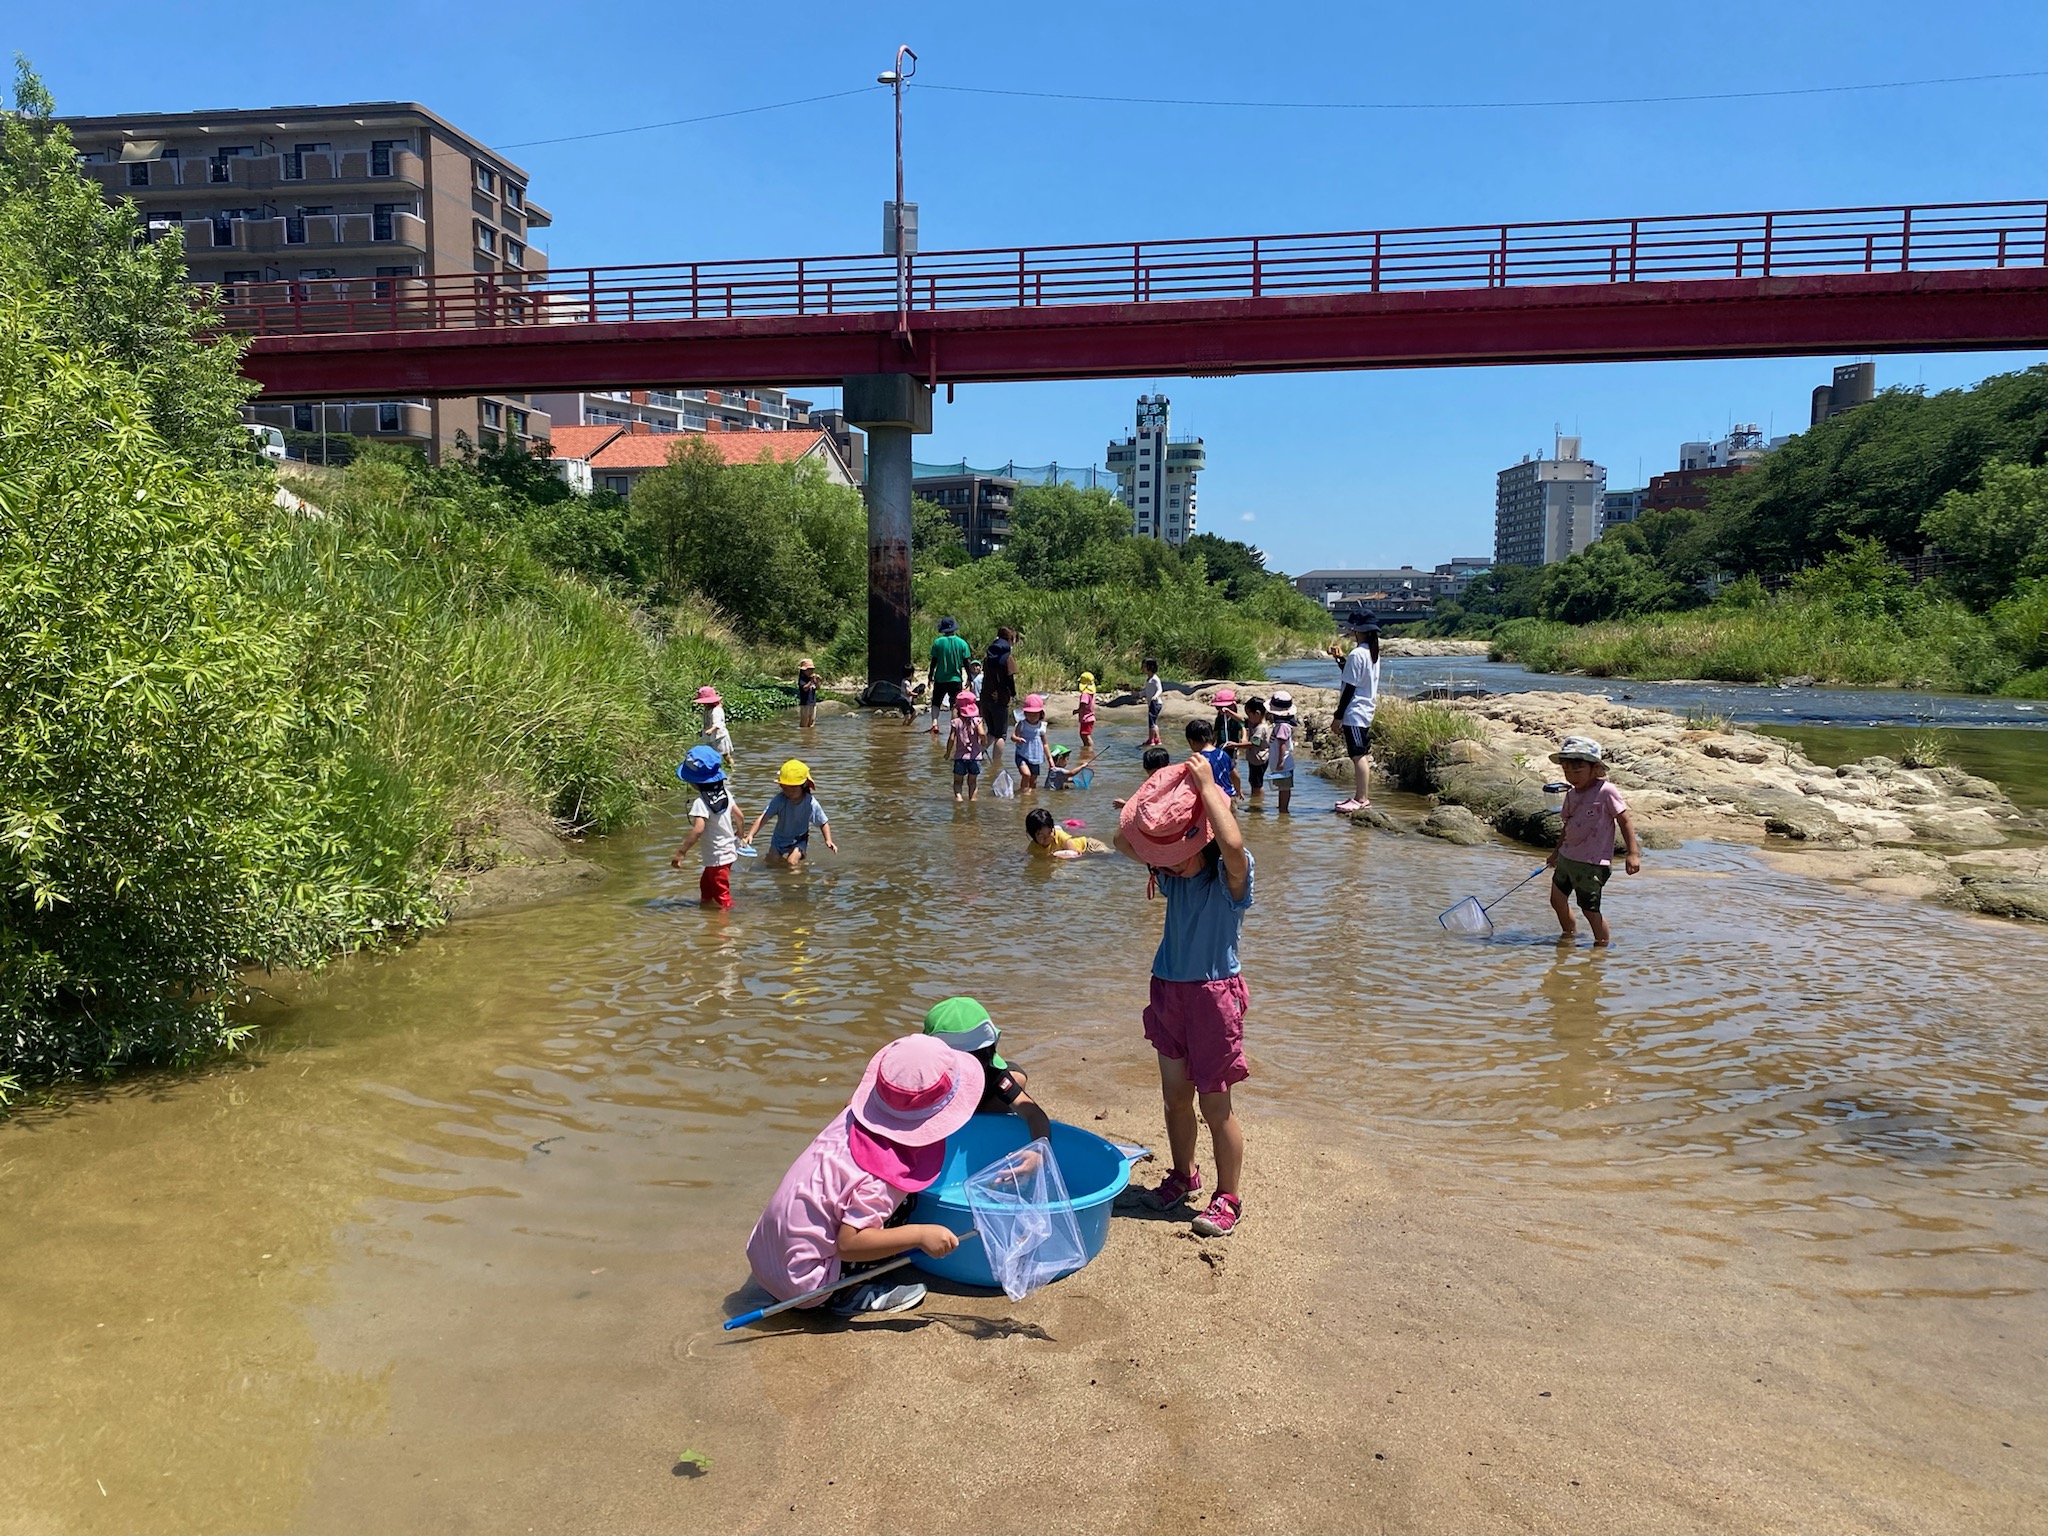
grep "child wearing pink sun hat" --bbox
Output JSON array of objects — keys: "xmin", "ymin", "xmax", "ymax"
[
  {"xmin": 1012, "ymin": 693, "xmax": 1051, "ymax": 791},
  {"xmin": 1113, "ymin": 757, "xmax": 1255, "ymax": 1240},
  {"xmin": 745, "ymin": 1035, "xmax": 976, "ymax": 1317},
  {"xmin": 695, "ymin": 685, "xmax": 733, "ymax": 767}
]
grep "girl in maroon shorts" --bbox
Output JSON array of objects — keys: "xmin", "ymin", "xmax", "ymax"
[{"xmin": 1112, "ymin": 755, "xmax": 1254, "ymax": 1237}]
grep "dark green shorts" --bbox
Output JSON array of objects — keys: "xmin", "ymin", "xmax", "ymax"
[{"xmin": 1552, "ymin": 855, "xmax": 1613, "ymax": 912}]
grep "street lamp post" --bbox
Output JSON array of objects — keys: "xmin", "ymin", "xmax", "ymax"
[{"xmin": 877, "ymin": 45, "xmax": 917, "ymax": 341}]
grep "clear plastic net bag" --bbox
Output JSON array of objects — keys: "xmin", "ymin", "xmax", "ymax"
[
  {"xmin": 1437, "ymin": 895, "xmax": 1494, "ymax": 939},
  {"xmin": 992, "ymin": 769, "xmax": 1017, "ymax": 799},
  {"xmin": 964, "ymin": 1137, "xmax": 1088, "ymax": 1301}
]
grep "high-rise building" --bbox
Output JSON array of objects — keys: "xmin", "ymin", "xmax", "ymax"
[
  {"xmin": 1601, "ymin": 487, "xmax": 1648, "ymax": 533},
  {"xmin": 1810, "ymin": 361, "xmax": 1876, "ymax": 426},
  {"xmin": 1108, "ymin": 395, "xmax": 1205, "ymax": 545},
  {"xmin": 911, "ymin": 472, "xmax": 1016, "ymax": 558},
  {"xmin": 1494, "ymin": 435, "xmax": 1607, "ymax": 566},
  {"xmin": 63, "ymin": 102, "xmax": 553, "ymax": 462}
]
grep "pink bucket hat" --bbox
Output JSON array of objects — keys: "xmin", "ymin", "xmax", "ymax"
[
  {"xmin": 1212, "ymin": 687, "xmax": 1237, "ymax": 706},
  {"xmin": 849, "ymin": 1036, "xmax": 979, "ymax": 1148},
  {"xmin": 956, "ymin": 694, "xmax": 980, "ymax": 717},
  {"xmin": 1117, "ymin": 764, "xmax": 1214, "ymax": 867},
  {"xmin": 1022, "ymin": 693, "xmax": 1046, "ymax": 712},
  {"xmin": 694, "ymin": 686, "xmax": 722, "ymax": 705}
]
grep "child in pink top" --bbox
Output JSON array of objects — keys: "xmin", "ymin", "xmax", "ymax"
[
  {"xmin": 744, "ymin": 1035, "xmax": 976, "ymax": 1318},
  {"xmin": 1544, "ymin": 735, "xmax": 1641, "ymax": 947}
]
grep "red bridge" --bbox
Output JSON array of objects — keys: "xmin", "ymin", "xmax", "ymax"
[{"xmin": 229, "ymin": 199, "xmax": 2048, "ymax": 400}]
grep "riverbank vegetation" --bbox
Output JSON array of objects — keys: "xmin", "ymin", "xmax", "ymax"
[{"xmin": 1425, "ymin": 366, "xmax": 2048, "ymax": 696}]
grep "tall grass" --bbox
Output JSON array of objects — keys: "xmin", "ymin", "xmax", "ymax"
[
  {"xmin": 1368, "ymin": 698, "xmax": 1488, "ymax": 790},
  {"xmin": 1491, "ymin": 597, "xmax": 2020, "ymax": 694}
]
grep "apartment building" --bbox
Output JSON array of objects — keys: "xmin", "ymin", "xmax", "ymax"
[
  {"xmin": 530, "ymin": 385, "xmax": 816, "ymax": 439},
  {"xmin": 912, "ymin": 472, "xmax": 1016, "ymax": 558},
  {"xmin": 1108, "ymin": 395, "xmax": 1205, "ymax": 546},
  {"xmin": 1494, "ymin": 435, "xmax": 1608, "ymax": 567},
  {"xmin": 64, "ymin": 102, "xmax": 552, "ymax": 461}
]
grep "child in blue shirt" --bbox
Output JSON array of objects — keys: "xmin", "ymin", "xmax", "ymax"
[
  {"xmin": 744, "ymin": 759, "xmax": 838, "ymax": 868},
  {"xmin": 1184, "ymin": 718, "xmax": 1238, "ymax": 798},
  {"xmin": 1113, "ymin": 755, "xmax": 1254, "ymax": 1239}
]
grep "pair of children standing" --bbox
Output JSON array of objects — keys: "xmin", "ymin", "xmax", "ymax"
[{"xmin": 672, "ymin": 756, "xmax": 837, "ymax": 908}]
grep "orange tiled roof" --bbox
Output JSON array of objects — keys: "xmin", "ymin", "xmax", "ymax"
[
  {"xmin": 542, "ymin": 424, "xmax": 626, "ymax": 461},
  {"xmin": 587, "ymin": 429, "xmax": 834, "ymax": 471}
]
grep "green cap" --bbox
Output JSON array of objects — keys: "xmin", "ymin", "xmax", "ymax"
[{"xmin": 922, "ymin": 996, "xmax": 1005, "ymax": 1071}]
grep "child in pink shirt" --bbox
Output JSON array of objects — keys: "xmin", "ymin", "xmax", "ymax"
[
  {"xmin": 1545, "ymin": 735, "xmax": 1641, "ymax": 946},
  {"xmin": 744, "ymin": 1035, "xmax": 977, "ymax": 1318}
]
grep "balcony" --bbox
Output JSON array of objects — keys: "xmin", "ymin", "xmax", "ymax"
[
  {"xmin": 86, "ymin": 148, "xmax": 428, "ymax": 196},
  {"xmin": 189, "ymin": 210, "xmax": 427, "ymax": 256}
]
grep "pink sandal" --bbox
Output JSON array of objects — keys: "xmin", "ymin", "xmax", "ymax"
[
  {"xmin": 1144, "ymin": 1167, "xmax": 1202, "ymax": 1210},
  {"xmin": 1192, "ymin": 1192, "xmax": 1242, "ymax": 1237}
]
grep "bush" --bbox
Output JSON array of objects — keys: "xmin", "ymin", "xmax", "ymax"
[{"xmin": 1369, "ymin": 698, "xmax": 1486, "ymax": 791}]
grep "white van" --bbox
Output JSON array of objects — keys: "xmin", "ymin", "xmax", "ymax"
[{"xmin": 245, "ymin": 423, "xmax": 287, "ymax": 461}]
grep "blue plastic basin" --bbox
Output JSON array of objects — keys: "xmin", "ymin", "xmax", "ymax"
[{"xmin": 907, "ymin": 1116, "xmax": 1143, "ymax": 1288}]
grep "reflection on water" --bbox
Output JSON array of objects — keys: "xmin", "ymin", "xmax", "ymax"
[{"xmin": 5, "ymin": 709, "xmax": 2048, "ymax": 1529}]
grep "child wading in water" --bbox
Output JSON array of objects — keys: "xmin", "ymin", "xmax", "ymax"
[
  {"xmin": 948, "ymin": 694, "xmax": 987, "ymax": 803},
  {"xmin": 1263, "ymin": 691, "xmax": 1298, "ymax": 814},
  {"xmin": 1142, "ymin": 658, "xmax": 1164, "ymax": 747},
  {"xmin": 745, "ymin": 760, "xmax": 837, "ymax": 868},
  {"xmin": 696, "ymin": 686, "xmax": 734, "ymax": 770},
  {"xmin": 797, "ymin": 657, "xmax": 820, "ymax": 729},
  {"xmin": 1025, "ymin": 806, "xmax": 1111, "ymax": 859},
  {"xmin": 921, "ymin": 996, "xmax": 1054, "ymax": 1143},
  {"xmin": 1546, "ymin": 735, "xmax": 1641, "ymax": 945},
  {"xmin": 1241, "ymin": 696, "xmax": 1271, "ymax": 807},
  {"xmin": 745, "ymin": 1035, "xmax": 973, "ymax": 1318},
  {"xmin": 670, "ymin": 746, "xmax": 746, "ymax": 909},
  {"xmin": 1185, "ymin": 717, "xmax": 1239, "ymax": 799},
  {"xmin": 1114, "ymin": 756, "xmax": 1255, "ymax": 1238},
  {"xmin": 1075, "ymin": 672, "xmax": 1099, "ymax": 758},
  {"xmin": 1114, "ymin": 745, "xmax": 1173, "ymax": 810},
  {"xmin": 1012, "ymin": 693, "xmax": 1051, "ymax": 791},
  {"xmin": 1331, "ymin": 609, "xmax": 1380, "ymax": 813}
]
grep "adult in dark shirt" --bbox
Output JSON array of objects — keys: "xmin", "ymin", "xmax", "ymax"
[{"xmin": 983, "ymin": 626, "xmax": 1018, "ymax": 769}]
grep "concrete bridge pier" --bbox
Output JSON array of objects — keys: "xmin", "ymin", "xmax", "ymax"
[{"xmin": 842, "ymin": 373, "xmax": 933, "ymax": 704}]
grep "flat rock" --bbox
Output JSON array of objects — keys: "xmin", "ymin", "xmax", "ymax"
[{"xmin": 1417, "ymin": 804, "xmax": 1489, "ymax": 846}]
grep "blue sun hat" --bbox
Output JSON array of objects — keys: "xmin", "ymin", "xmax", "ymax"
[{"xmin": 677, "ymin": 746, "xmax": 726, "ymax": 784}]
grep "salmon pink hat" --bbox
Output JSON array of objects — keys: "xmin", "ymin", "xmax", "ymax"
[
  {"xmin": 1212, "ymin": 687, "xmax": 1237, "ymax": 706},
  {"xmin": 849, "ymin": 1036, "xmax": 979, "ymax": 1148},
  {"xmin": 694, "ymin": 686, "xmax": 723, "ymax": 705},
  {"xmin": 1118, "ymin": 763, "xmax": 1213, "ymax": 867},
  {"xmin": 956, "ymin": 694, "xmax": 980, "ymax": 717},
  {"xmin": 1022, "ymin": 693, "xmax": 1046, "ymax": 712}
]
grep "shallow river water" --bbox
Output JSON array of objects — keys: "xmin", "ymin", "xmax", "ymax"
[{"xmin": 5, "ymin": 710, "xmax": 2047, "ymax": 1531}]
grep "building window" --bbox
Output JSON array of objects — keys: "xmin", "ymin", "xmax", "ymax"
[
  {"xmin": 378, "ymin": 403, "xmax": 401, "ymax": 432},
  {"xmin": 510, "ymin": 409, "xmax": 529, "ymax": 437},
  {"xmin": 482, "ymin": 400, "xmax": 504, "ymax": 428},
  {"xmin": 372, "ymin": 139, "xmax": 404, "ymax": 177},
  {"xmin": 126, "ymin": 162, "xmax": 150, "ymax": 186},
  {"xmin": 504, "ymin": 238, "xmax": 525, "ymax": 269},
  {"xmin": 475, "ymin": 164, "xmax": 496, "ymax": 195},
  {"xmin": 374, "ymin": 203, "xmax": 404, "ymax": 241},
  {"xmin": 505, "ymin": 183, "xmax": 525, "ymax": 211},
  {"xmin": 293, "ymin": 404, "xmax": 314, "ymax": 432},
  {"xmin": 604, "ymin": 475, "xmax": 630, "ymax": 496},
  {"xmin": 372, "ymin": 264, "xmax": 414, "ymax": 299},
  {"xmin": 475, "ymin": 222, "xmax": 497, "ymax": 254}
]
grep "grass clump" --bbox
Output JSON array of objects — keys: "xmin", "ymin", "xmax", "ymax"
[{"xmin": 1367, "ymin": 698, "xmax": 1487, "ymax": 791}]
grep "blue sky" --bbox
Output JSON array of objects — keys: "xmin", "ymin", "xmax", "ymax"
[{"xmin": 22, "ymin": 2, "xmax": 2048, "ymax": 574}]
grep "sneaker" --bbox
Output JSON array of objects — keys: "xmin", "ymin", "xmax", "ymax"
[
  {"xmin": 1144, "ymin": 1166, "xmax": 1203, "ymax": 1210},
  {"xmin": 1192, "ymin": 1193, "xmax": 1242, "ymax": 1237},
  {"xmin": 828, "ymin": 1279, "xmax": 928, "ymax": 1317}
]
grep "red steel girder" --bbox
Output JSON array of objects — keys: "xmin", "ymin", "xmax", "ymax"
[{"xmin": 241, "ymin": 267, "xmax": 2048, "ymax": 401}]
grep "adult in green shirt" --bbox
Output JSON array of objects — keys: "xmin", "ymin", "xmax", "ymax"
[{"xmin": 926, "ymin": 617, "xmax": 972, "ymax": 734}]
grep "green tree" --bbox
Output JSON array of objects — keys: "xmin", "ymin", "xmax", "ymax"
[
  {"xmin": 912, "ymin": 495, "xmax": 968, "ymax": 568},
  {"xmin": 0, "ymin": 61, "xmax": 254, "ymax": 466},
  {"xmin": 1923, "ymin": 459, "xmax": 2048, "ymax": 606},
  {"xmin": 1003, "ymin": 483, "xmax": 1143, "ymax": 589},
  {"xmin": 1537, "ymin": 540, "xmax": 1682, "ymax": 624}
]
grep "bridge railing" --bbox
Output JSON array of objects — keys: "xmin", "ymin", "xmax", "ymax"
[{"xmin": 210, "ymin": 200, "xmax": 2048, "ymax": 337}]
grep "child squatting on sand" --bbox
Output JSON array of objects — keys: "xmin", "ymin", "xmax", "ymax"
[
  {"xmin": 745, "ymin": 1035, "xmax": 972, "ymax": 1318},
  {"xmin": 1545, "ymin": 734, "xmax": 1641, "ymax": 946},
  {"xmin": 1115, "ymin": 753, "xmax": 1255, "ymax": 1238}
]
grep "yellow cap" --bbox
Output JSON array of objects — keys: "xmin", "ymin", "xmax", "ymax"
[
  {"xmin": 1079, "ymin": 672, "xmax": 1096, "ymax": 688},
  {"xmin": 778, "ymin": 759, "xmax": 812, "ymax": 787}
]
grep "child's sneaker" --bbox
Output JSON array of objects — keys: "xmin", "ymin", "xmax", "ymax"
[
  {"xmin": 1191, "ymin": 1193, "xmax": 1242, "ymax": 1237},
  {"xmin": 828, "ymin": 1279, "xmax": 927, "ymax": 1317},
  {"xmin": 1333, "ymin": 799, "xmax": 1366, "ymax": 814},
  {"xmin": 1144, "ymin": 1166, "xmax": 1202, "ymax": 1210}
]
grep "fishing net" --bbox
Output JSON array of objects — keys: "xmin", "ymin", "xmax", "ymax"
[
  {"xmin": 1071, "ymin": 767, "xmax": 1093, "ymax": 791},
  {"xmin": 963, "ymin": 1137, "xmax": 1087, "ymax": 1301},
  {"xmin": 1437, "ymin": 895, "xmax": 1494, "ymax": 939}
]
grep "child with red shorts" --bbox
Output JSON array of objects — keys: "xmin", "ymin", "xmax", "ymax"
[
  {"xmin": 670, "ymin": 746, "xmax": 746, "ymax": 908},
  {"xmin": 1112, "ymin": 754, "xmax": 1254, "ymax": 1238}
]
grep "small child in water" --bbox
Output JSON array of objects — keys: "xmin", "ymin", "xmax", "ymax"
[
  {"xmin": 1115, "ymin": 746, "xmax": 1174, "ymax": 810},
  {"xmin": 1263, "ymin": 691, "xmax": 1298, "ymax": 815},
  {"xmin": 1545, "ymin": 735, "xmax": 1641, "ymax": 946},
  {"xmin": 921, "ymin": 996, "xmax": 1054, "ymax": 1143},
  {"xmin": 1026, "ymin": 806, "xmax": 1111, "ymax": 859},
  {"xmin": 1013, "ymin": 694, "xmax": 1051, "ymax": 791},
  {"xmin": 1142, "ymin": 658, "xmax": 1164, "ymax": 747},
  {"xmin": 797, "ymin": 657, "xmax": 820, "ymax": 729},
  {"xmin": 1185, "ymin": 718, "xmax": 1239, "ymax": 799},
  {"xmin": 670, "ymin": 746, "xmax": 746, "ymax": 909},
  {"xmin": 745, "ymin": 760, "xmax": 837, "ymax": 868},
  {"xmin": 745, "ymin": 1035, "xmax": 974, "ymax": 1318},
  {"xmin": 696, "ymin": 686, "xmax": 734, "ymax": 768},
  {"xmin": 1075, "ymin": 671, "xmax": 1099, "ymax": 758},
  {"xmin": 948, "ymin": 694, "xmax": 987, "ymax": 803}
]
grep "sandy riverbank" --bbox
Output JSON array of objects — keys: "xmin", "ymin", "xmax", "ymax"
[{"xmin": 586, "ymin": 1041, "xmax": 2044, "ymax": 1535}]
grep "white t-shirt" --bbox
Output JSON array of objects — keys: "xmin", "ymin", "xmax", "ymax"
[
  {"xmin": 1340, "ymin": 644, "xmax": 1380, "ymax": 728},
  {"xmin": 1143, "ymin": 675, "xmax": 1164, "ymax": 704},
  {"xmin": 689, "ymin": 794, "xmax": 740, "ymax": 866}
]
